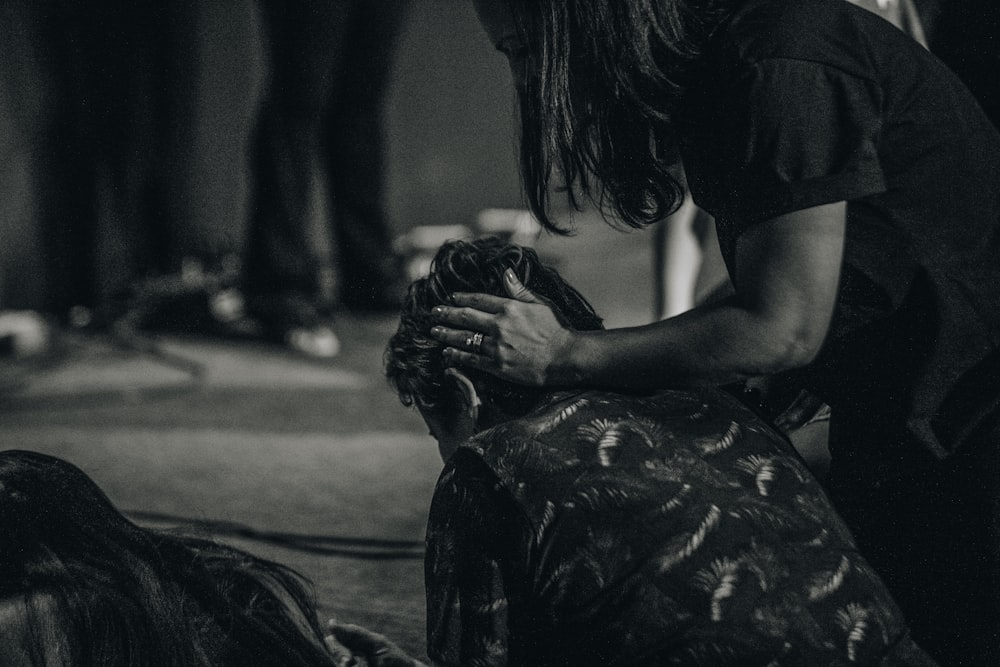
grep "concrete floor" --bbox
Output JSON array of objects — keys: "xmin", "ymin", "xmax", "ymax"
[{"xmin": 0, "ymin": 216, "xmax": 658, "ymax": 660}]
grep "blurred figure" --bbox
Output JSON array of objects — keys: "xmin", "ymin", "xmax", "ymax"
[
  {"xmin": 244, "ymin": 0, "xmax": 411, "ymax": 356},
  {"xmin": 0, "ymin": 449, "xmax": 353, "ymax": 665},
  {"xmin": 10, "ymin": 1, "xmax": 201, "ymax": 327}
]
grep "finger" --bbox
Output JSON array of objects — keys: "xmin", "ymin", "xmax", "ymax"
[
  {"xmin": 503, "ymin": 269, "xmax": 544, "ymax": 304},
  {"xmin": 327, "ymin": 623, "xmax": 417, "ymax": 666},
  {"xmin": 431, "ymin": 305, "xmax": 495, "ymax": 332},
  {"xmin": 323, "ymin": 634, "xmax": 359, "ymax": 667},
  {"xmin": 327, "ymin": 622, "xmax": 392, "ymax": 650},
  {"xmin": 430, "ymin": 327, "xmax": 497, "ymax": 355},
  {"xmin": 429, "ymin": 326, "xmax": 473, "ymax": 349},
  {"xmin": 474, "ymin": 334, "xmax": 498, "ymax": 358},
  {"xmin": 443, "ymin": 347, "xmax": 502, "ymax": 376},
  {"xmin": 447, "ymin": 292, "xmax": 512, "ymax": 313}
]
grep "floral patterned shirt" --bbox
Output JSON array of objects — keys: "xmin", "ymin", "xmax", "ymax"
[{"xmin": 424, "ymin": 389, "xmax": 935, "ymax": 666}]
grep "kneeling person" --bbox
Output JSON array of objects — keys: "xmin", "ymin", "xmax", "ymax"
[{"xmin": 377, "ymin": 238, "xmax": 932, "ymax": 665}]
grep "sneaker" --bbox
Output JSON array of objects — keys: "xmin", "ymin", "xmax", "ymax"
[
  {"xmin": 285, "ymin": 323, "xmax": 340, "ymax": 358},
  {"xmin": 245, "ymin": 291, "xmax": 340, "ymax": 359}
]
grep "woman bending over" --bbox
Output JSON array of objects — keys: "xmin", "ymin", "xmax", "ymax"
[{"xmin": 433, "ymin": 1, "xmax": 1000, "ymax": 662}]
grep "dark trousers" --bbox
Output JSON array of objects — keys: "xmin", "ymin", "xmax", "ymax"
[
  {"xmin": 245, "ymin": 0, "xmax": 410, "ymax": 307},
  {"xmin": 25, "ymin": 1, "xmax": 198, "ymax": 320},
  {"xmin": 827, "ymin": 411, "xmax": 1000, "ymax": 666}
]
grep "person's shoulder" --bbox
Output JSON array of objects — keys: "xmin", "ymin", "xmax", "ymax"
[
  {"xmin": 721, "ymin": 0, "xmax": 898, "ymax": 74},
  {"xmin": 457, "ymin": 391, "xmax": 651, "ymax": 484},
  {"xmin": 472, "ymin": 387, "xmax": 793, "ymax": 472},
  {"xmin": 729, "ymin": 0, "xmax": 861, "ymax": 43},
  {"xmin": 462, "ymin": 392, "xmax": 603, "ymax": 467}
]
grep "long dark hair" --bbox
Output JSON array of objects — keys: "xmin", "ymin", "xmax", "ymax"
[
  {"xmin": 505, "ymin": 0, "xmax": 733, "ymax": 232},
  {"xmin": 0, "ymin": 449, "xmax": 338, "ymax": 666}
]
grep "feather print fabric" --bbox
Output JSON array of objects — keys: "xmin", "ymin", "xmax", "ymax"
[{"xmin": 425, "ymin": 389, "xmax": 935, "ymax": 666}]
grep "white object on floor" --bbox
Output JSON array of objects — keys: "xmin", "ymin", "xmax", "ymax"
[{"xmin": 0, "ymin": 310, "xmax": 50, "ymax": 357}]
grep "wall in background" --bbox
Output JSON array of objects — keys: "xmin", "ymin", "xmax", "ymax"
[{"xmin": 385, "ymin": 2, "xmax": 522, "ymax": 234}]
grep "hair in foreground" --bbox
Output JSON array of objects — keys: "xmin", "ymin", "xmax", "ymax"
[
  {"xmin": 386, "ymin": 237, "xmax": 603, "ymax": 428},
  {"xmin": 505, "ymin": 0, "xmax": 733, "ymax": 232},
  {"xmin": 0, "ymin": 449, "xmax": 337, "ymax": 667}
]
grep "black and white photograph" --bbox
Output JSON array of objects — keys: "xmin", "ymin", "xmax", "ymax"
[{"xmin": 1, "ymin": 1, "xmax": 998, "ymax": 664}]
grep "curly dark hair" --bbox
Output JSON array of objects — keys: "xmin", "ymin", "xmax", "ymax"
[
  {"xmin": 504, "ymin": 0, "xmax": 734, "ymax": 233},
  {"xmin": 385, "ymin": 237, "xmax": 603, "ymax": 429}
]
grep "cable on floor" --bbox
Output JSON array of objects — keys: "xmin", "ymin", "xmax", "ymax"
[{"xmin": 127, "ymin": 509, "xmax": 425, "ymax": 560}]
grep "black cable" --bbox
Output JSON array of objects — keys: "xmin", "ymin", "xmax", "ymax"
[
  {"xmin": 109, "ymin": 321, "xmax": 208, "ymax": 383},
  {"xmin": 127, "ymin": 509, "xmax": 425, "ymax": 561}
]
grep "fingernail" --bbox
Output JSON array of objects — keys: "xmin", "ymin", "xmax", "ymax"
[
  {"xmin": 504, "ymin": 269, "xmax": 516, "ymax": 282},
  {"xmin": 432, "ymin": 306, "xmax": 444, "ymax": 315},
  {"xmin": 431, "ymin": 326, "xmax": 443, "ymax": 336}
]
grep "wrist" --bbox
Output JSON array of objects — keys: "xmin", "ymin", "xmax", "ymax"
[{"xmin": 547, "ymin": 328, "xmax": 589, "ymax": 387}]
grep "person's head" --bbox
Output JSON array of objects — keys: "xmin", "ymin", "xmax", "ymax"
[
  {"xmin": 472, "ymin": 0, "xmax": 733, "ymax": 233},
  {"xmin": 0, "ymin": 449, "xmax": 338, "ymax": 666},
  {"xmin": 385, "ymin": 237, "xmax": 603, "ymax": 460}
]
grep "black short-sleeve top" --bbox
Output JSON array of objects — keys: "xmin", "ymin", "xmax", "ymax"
[{"xmin": 679, "ymin": 0, "xmax": 1000, "ymax": 461}]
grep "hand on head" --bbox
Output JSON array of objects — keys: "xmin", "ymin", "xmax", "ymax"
[
  {"xmin": 386, "ymin": 237, "xmax": 603, "ymax": 438},
  {"xmin": 430, "ymin": 267, "xmax": 577, "ymax": 386}
]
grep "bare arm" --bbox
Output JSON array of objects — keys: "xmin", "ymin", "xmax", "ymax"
[{"xmin": 433, "ymin": 202, "xmax": 845, "ymax": 389}]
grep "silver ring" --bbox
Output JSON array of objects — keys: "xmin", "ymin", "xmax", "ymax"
[
  {"xmin": 471, "ymin": 332, "xmax": 485, "ymax": 354},
  {"xmin": 464, "ymin": 335, "xmax": 473, "ymax": 348}
]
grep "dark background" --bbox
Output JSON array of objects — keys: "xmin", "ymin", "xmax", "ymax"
[{"xmin": 0, "ymin": 1, "xmax": 523, "ymax": 310}]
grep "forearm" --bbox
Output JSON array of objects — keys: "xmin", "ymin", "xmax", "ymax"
[
  {"xmin": 558, "ymin": 204, "xmax": 847, "ymax": 391},
  {"xmin": 556, "ymin": 296, "xmax": 814, "ymax": 389}
]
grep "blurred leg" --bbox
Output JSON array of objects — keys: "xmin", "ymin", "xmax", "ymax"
[
  {"xmin": 653, "ymin": 193, "xmax": 701, "ymax": 320},
  {"xmin": 244, "ymin": 1, "xmax": 351, "ymax": 306},
  {"xmin": 240, "ymin": 2, "xmax": 348, "ymax": 356},
  {"xmin": 324, "ymin": 0, "xmax": 412, "ymax": 311},
  {"xmin": 29, "ymin": 2, "xmax": 101, "ymax": 318},
  {"xmin": 32, "ymin": 2, "xmax": 196, "ymax": 324},
  {"xmin": 145, "ymin": 2, "xmax": 202, "ymax": 274},
  {"xmin": 0, "ymin": 2, "xmax": 50, "ymax": 311}
]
